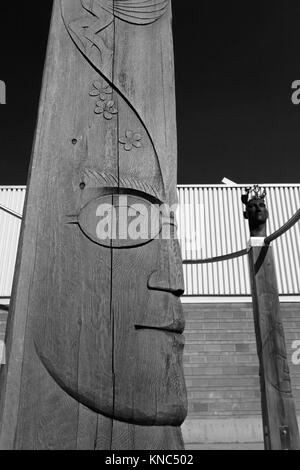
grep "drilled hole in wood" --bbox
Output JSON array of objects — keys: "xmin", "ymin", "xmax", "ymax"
[
  {"xmin": 79, "ymin": 182, "xmax": 86, "ymax": 190},
  {"xmin": 72, "ymin": 139, "xmax": 78, "ymax": 145}
]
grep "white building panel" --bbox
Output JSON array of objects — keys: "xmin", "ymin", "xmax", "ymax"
[
  {"xmin": 0, "ymin": 187, "xmax": 26, "ymax": 301},
  {"xmin": 177, "ymin": 184, "xmax": 300, "ymax": 297}
]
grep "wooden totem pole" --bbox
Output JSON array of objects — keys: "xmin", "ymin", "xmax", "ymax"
[
  {"xmin": 243, "ymin": 185, "xmax": 300, "ymax": 450},
  {"xmin": 0, "ymin": 0, "xmax": 187, "ymax": 450}
]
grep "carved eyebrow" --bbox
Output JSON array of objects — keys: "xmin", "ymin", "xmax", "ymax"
[{"xmin": 81, "ymin": 169, "xmax": 164, "ymax": 203}]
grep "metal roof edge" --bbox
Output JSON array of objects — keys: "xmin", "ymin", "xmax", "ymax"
[{"xmin": 0, "ymin": 186, "xmax": 26, "ymax": 190}]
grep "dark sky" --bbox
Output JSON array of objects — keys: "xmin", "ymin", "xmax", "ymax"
[{"xmin": 1, "ymin": 1, "xmax": 300, "ymax": 185}]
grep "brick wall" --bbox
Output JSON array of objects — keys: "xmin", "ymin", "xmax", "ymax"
[{"xmin": 183, "ymin": 302, "xmax": 300, "ymax": 420}]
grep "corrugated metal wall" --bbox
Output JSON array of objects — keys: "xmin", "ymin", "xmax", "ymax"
[
  {"xmin": 0, "ymin": 187, "xmax": 25, "ymax": 300},
  {"xmin": 0, "ymin": 185, "xmax": 300, "ymax": 298},
  {"xmin": 177, "ymin": 185, "xmax": 300, "ymax": 296}
]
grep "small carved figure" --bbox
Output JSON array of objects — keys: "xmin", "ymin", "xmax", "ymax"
[{"xmin": 242, "ymin": 185, "xmax": 268, "ymax": 237}]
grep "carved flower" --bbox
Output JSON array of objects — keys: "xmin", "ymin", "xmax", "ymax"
[
  {"xmin": 119, "ymin": 130, "xmax": 142, "ymax": 151},
  {"xmin": 89, "ymin": 81, "xmax": 112, "ymax": 101},
  {"xmin": 95, "ymin": 100, "xmax": 118, "ymax": 120}
]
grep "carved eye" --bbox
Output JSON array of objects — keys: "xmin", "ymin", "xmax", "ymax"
[{"xmin": 77, "ymin": 193, "xmax": 162, "ymax": 248}]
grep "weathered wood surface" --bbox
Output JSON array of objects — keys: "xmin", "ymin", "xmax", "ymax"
[
  {"xmin": 248, "ymin": 242, "xmax": 300, "ymax": 450},
  {"xmin": 0, "ymin": 0, "xmax": 187, "ymax": 449}
]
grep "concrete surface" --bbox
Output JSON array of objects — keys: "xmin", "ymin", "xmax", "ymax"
[{"xmin": 182, "ymin": 416, "xmax": 300, "ymax": 445}]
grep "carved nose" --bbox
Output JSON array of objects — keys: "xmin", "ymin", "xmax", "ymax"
[
  {"xmin": 135, "ymin": 288, "xmax": 185, "ymax": 333},
  {"xmin": 148, "ymin": 238, "xmax": 184, "ymax": 296}
]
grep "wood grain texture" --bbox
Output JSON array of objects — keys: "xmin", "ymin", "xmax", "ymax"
[
  {"xmin": 248, "ymin": 244, "xmax": 300, "ymax": 450},
  {"xmin": 0, "ymin": 0, "xmax": 187, "ymax": 450}
]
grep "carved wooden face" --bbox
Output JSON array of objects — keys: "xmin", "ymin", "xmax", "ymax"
[{"xmin": 34, "ymin": 187, "xmax": 187, "ymax": 426}]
